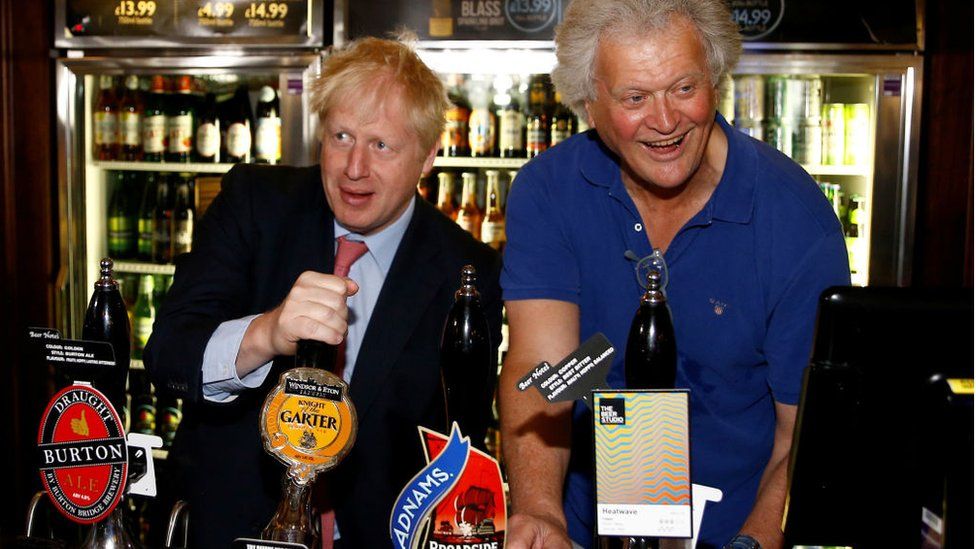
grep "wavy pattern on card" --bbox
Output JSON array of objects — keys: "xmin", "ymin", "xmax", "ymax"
[{"xmin": 595, "ymin": 392, "xmax": 690, "ymax": 505}]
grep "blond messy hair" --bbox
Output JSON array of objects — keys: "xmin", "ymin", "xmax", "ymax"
[{"xmin": 309, "ymin": 35, "xmax": 449, "ymax": 153}]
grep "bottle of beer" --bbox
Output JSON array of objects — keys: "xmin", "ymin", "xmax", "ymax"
[
  {"xmin": 142, "ymin": 75, "xmax": 167, "ymax": 162},
  {"xmin": 119, "ymin": 75, "xmax": 143, "ymax": 161},
  {"xmin": 132, "ymin": 274, "xmax": 155, "ymax": 361},
  {"xmin": 440, "ymin": 265, "xmax": 495, "ymax": 450},
  {"xmin": 498, "ymin": 84, "xmax": 526, "ymax": 158},
  {"xmin": 156, "ymin": 393, "xmax": 183, "ymax": 448},
  {"xmin": 136, "ymin": 173, "xmax": 158, "ymax": 262},
  {"xmin": 94, "ymin": 75, "xmax": 120, "ymax": 161},
  {"xmin": 455, "ymin": 172, "xmax": 483, "ymax": 240},
  {"xmin": 166, "ymin": 75, "xmax": 194, "ymax": 163},
  {"xmin": 223, "ymin": 85, "xmax": 253, "ymax": 163},
  {"xmin": 550, "ymin": 91, "xmax": 577, "ymax": 147},
  {"xmin": 172, "ymin": 175, "xmax": 194, "ymax": 256},
  {"xmin": 254, "ymin": 85, "xmax": 282, "ymax": 164},
  {"xmin": 436, "ymin": 171, "xmax": 457, "ymax": 219},
  {"xmin": 81, "ymin": 258, "xmax": 131, "ymax": 417},
  {"xmin": 107, "ymin": 171, "xmax": 137, "ymax": 259},
  {"xmin": 624, "ymin": 269, "xmax": 677, "ymax": 390},
  {"xmin": 195, "ymin": 92, "xmax": 221, "ymax": 163},
  {"xmin": 442, "ymin": 74, "xmax": 471, "ymax": 157},
  {"xmin": 129, "ymin": 369, "xmax": 156, "ymax": 436},
  {"xmin": 525, "ymin": 75, "xmax": 550, "ymax": 158},
  {"xmin": 152, "ymin": 174, "xmax": 174, "ymax": 263},
  {"xmin": 480, "ymin": 170, "xmax": 505, "ymax": 251},
  {"xmin": 468, "ymin": 86, "xmax": 496, "ymax": 158}
]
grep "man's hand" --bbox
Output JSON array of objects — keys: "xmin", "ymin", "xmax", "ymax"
[
  {"xmin": 236, "ymin": 271, "xmax": 359, "ymax": 376},
  {"xmin": 506, "ymin": 512, "xmax": 574, "ymax": 549}
]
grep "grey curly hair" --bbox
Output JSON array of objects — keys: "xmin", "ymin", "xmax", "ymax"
[{"xmin": 552, "ymin": 0, "xmax": 742, "ymax": 119}]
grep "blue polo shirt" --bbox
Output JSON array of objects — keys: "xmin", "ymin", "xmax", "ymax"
[{"xmin": 502, "ymin": 114, "xmax": 850, "ymax": 547}]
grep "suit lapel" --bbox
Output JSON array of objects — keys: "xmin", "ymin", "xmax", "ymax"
[
  {"xmin": 350, "ymin": 199, "xmax": 446, "ymax": 417},
  {"xmin": 286, "ymin": 170, "xmax": 334, "ymax": 280}
]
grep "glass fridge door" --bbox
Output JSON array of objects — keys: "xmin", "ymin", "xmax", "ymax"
[
  {"xmin": 56, "ymin": 53, "xmax": 322, "ymax": 338},
  {"xmin": 730, "ymin": 53, "xmax": 923, "ymax": 287}
]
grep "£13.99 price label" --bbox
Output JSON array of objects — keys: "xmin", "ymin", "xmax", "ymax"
[{"xmin": 113, "ymin": 0, "xmax": 158, "ymax": 26}]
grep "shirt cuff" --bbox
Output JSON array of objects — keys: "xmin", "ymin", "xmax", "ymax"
[{"xmin": 201, "ymin": 315, "xmax": 273, "ymax": 403}]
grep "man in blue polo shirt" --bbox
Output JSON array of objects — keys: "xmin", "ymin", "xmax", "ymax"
[{"xmin": 498, "ymin": 1, "xmax": 850, "ymax": 548}]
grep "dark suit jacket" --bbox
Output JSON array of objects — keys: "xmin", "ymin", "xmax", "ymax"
[{"xmin": 144, "ymin": 164, "xmax": 502, "ymax": 548}]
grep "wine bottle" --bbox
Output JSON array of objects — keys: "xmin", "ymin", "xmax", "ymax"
[
  {"xmin": 94, "ymin": 75, "xmax": 120, "ymax": 161},
  {"xmin": 468, "ymin": 85, "xmax": 496, "ymax": 158},
  {"xmin": 498, "ymin": 84, "xmax": 526, "ymax": 158},
  {"xmin": 195, "ymin": 92, "xmax": 221, "ymax": 163},
  {"xmin": 166, "ymin": 75, "xmax": 194, "ymax": 163},
  {"xmin": 172, "ymin": 174, "xmax": 194, "ymax": 256},
  {"xmin": 254, "ymin": 85, "xmax": 282, "ymax": 164},
  {"xmin": 439, "ymin": 265, "xmax": 495, "ymax": 450},
  {"xmin": 141, "ymin": 75, "xmax": 167, "ymax": 163},
  {"xmin": 525, "ymin": 75, "xmax": 550, "ymax": 158},
  {"xmin": 442, "ymin": 74, "xmax": 471, "ymax": 157},
  {"xmin": 119, "ymin": 75, "xmax": 143, "ymax": 161},
  {"xmin": 81, "ymin": 258, "xmax": 131, "ymax": 417},
  {"xmin": 223, "ymin": 85, "xmax": 253, "ymax": 163}
]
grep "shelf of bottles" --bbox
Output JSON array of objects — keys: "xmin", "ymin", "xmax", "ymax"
[
  {"xmin": 433, "ymin": 157, "xmax": 529, "ymax": 170},
  {"xmin": 90, "ymin": 71, "xmax": 268, "ymax": 460},
  {"xmin": 95, "ymin": 160, "xmax": 235, "ymax": 174},
  {"xmin": 423, "ymin": 72, "xmax": 581, "ymax": 243},
  {"xmin": 722, "ymin": 73, "xmax": 873, "ymax": 286}
]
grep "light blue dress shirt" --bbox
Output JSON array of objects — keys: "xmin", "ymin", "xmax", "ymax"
[{"xmin": 200, "ymin": 198, "xmax": 415, "ymax": 402}]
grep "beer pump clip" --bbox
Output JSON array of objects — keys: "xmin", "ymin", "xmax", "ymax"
[{"xmin": 32, "ymin": 327, "xmax": 162, "ymax": 524}]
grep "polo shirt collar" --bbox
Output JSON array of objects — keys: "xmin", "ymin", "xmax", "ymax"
[
  {"xmin": 706, "ymin": 113, "xmax": 755, "ymax": 225},
  {"xmin": 334, "ymin": 197, "xmax": 415, "ymax": 275},
  {"xmin": 577, "ymin": 113, "xmax": 756, "ymax": 225}
]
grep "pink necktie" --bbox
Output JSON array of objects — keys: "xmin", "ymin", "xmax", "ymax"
[
  {"xmin": 331, "ymin": 236, "xmax": 367, "ymax": 379},
  {"xmin": 320, "ymin": 236, "xmax": 368, "ymax": 549},
  {"xmin": 333, "ymin": 235, "xmax": 368, "ymax": 278}
]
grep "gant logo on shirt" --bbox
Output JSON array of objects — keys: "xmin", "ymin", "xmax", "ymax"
[{"xmin": 709, "ymin": 298, "xmax": 729, "ymax": 316}]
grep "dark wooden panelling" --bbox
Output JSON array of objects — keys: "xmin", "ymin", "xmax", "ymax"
[
  {"xmin": 914, "ymin": 0, "xmax": 974, "ymax": 287},
  {"xmin": 0, "ymin": 0, "xmax": 56, "ymax": 541}
]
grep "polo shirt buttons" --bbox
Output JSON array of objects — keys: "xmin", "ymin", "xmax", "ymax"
[{"xmin": 634, "ymin": 223, "xmax": 643, "ymax": 232}]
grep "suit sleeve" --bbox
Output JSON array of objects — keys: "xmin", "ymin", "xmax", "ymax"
[{"xmin": 143, "ymin": 165, "xmax": 257, "ymax": 403}]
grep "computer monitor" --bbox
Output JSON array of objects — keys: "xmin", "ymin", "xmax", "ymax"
[{"xmin": 782, "ymin": 286, "xmax": 973, "ymax": 548}]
